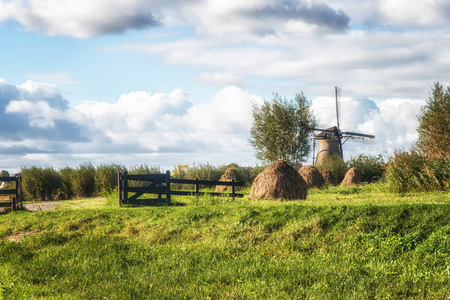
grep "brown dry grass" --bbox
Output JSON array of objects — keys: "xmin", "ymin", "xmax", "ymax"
[
  {"xmin": 299, "ymin": 165, "xmax": 325, "ymax": 189},
  {"xmin": 216, "ymin": 167, "xmax": 241, "ymax": 192},
  {"xmin": 341, "ymin": 167, "xmax": 362, "ymax": 186},
  {"xmin": 321, "ymin": 170, "xmax": 335, "ymax": 185},
  {"xmin": 249, "ymin": 160, "xmax": 307, "ymax": 200}
]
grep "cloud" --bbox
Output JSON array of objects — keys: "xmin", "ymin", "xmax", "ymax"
[
  {"xmin": 243, "ymin": 0, "xmax": 350, "ymax": 34},
  {"xmin": 0, "ymin": 79, "xmax": 263, "ymax": 171},
  {"xmin": 0, "ymin": 0, "xmax": 165, "ymax": 37},
  {"xmin": 311, "ymin": 96, "xmax": 426, "ymax": 159}
]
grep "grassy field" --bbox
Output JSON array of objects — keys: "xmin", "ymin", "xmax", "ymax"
[{"xmin": 0, "ymin": 184, "xmax": 449, "ymax": 299}]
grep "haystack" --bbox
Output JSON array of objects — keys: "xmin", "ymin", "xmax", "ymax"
[
  {"xmin": 249, "ymin": 160, "xmax": 307, "ymax": 200},
  {"xmin": 321, "ymin": 170, "xmax": 335, "ymax": 185},
  {"xmin": 298, "ymin": 165, "xmax": 325, "ymax": 188},
  {"xmin": 341, "ymin": 167, "xmax": 362, "ymax": 186},
  {"xmin": 216, "ymin": 167, "xmax": 241, "ymax": 192}
]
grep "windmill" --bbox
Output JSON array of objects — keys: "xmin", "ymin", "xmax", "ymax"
[{"xmin": 312, "ymin": 87, "xmax": 375, "ymax": 165}]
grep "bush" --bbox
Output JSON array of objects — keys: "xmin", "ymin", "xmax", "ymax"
[
  {"xmin": 96, "ymin": 163, "xmax": 125, "ymax": 194},
  {"xmin": 316, "ymin": 154, "xmax": 347, "ymax": 184},
  {"xmin": 21, "ymin": 166, "xmax": 62, "ymax": 201},
  {"xmin": 185, "ymin": 163, "xmax": 222, "ymax": 182},
  {"xmin": 346, "ymin": 154, "xmax": 385, "ymax": 183},
  {"xmin": 59, "ymin": 166, "xmax": 75, "ymax": 200},
  {"xmin": 73, "ymin": 163, "xmax": 96, "ymax": 197},
  {"xmin": 385, "ymin": 148, "xmax": 450, "ymax": 193}
]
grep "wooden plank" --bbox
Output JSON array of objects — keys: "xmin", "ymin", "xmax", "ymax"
[
  {"xmin": 126, "ymin": 174, "xmax": 167, "ymax": 181},
  {"xmin": 0, "ymin": 176, "xmax": 16, "ymax": 181},
  {"xmin": 171, "ymin": 179, "xmax": 244, "ymax": 186},
  {"xmin": 128, "ymin": 175, "xmax": 166, "ymax": 202},
  {"xmin": 170, "ymin": 190, "xmax": 244, "ymax": 198},
  {"xmin": 0, "ymin": 190, "xmax": 16, "ymax": 195},
  {"xmin": 0, "ymin": 202, "xmax": 12, "ymax": 208},
  {"xmin": 127, "ymin": 186, "xmax": 167, "ymax": 193}
]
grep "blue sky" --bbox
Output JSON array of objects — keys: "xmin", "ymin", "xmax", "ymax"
[{"xmin": 1, "ymin": 0, "xmax": 450, "ymax": 173}]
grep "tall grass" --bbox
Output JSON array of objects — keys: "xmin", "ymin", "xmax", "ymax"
[
  {"xmin": 1, "ymin": 186, "xmax": 449, "ymax": 299},
  {"xmin": 385, "ymin": 149, "xmax": 450, "ymax": 193}
]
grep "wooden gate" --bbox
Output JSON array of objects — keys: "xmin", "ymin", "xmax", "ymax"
[
  {"xmin": 118, "ymin": 171, "xmax": 171, "ymax": 205},
  {"xmin": 0, "ymin": 175, "xmax": 23, "ymax": 211},
  {"xmin": 118, "ymin": 171, "xmax": 244, "ymax": 206}
]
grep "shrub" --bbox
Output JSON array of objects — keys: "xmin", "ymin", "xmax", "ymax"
[
  {"xmin": 73, "ymin": 162, "xmax": 96, "ymax": 197},
  {"xmin": 185, "ymin": 163, "xmax": 222, "ymax": 182},
  {"xmin": 59, "ymin": 166, "xmax": 75, "ymax": 200},
  {"xmin": 21, "ymin": 166, "xmax": 62, "ymax": 201},
  {"xmin": 346, "ymin": 154, "xmax": 385, "ymax": 183},
  {"xmin": 316, "ymin": 154, "xmax": 347, "ymax": 184},
  {"xmin": 96, "ymin": 163, "xmax": 125, "ymax": 194},
  {"xmin": 385, "ymin": 148, "xmax": 450, "ymax": 193}
]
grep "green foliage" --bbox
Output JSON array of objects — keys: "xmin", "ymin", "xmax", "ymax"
[
  {"xmin": 347, "ymin": 154, "xmax": 385, "ymax": 183},
  {"xmin": 95, "ymin": 163, "xmax": 125, "ymax": 194},
  {"xmin": 72, "ymin": 163, "xmax": 96, "ymax": 197},
  {"xmin": 59, "ymin": 166, "xmax": 75, "ymax": 200},
  {"xmin": 0, "ymin": 189, "xmax": 449, "ymax": 299},
  {"xmin": 385, "ymin": 148, "xmax": 450, "ymax": 193},
  {"xmin": 249, "ymin": 92, "xmax": 316, "ymax": 165},
  {"xmin": 316, "ymin": 153, "xmax": 347, "ymax": 184},
  {"xmin": 184, "ymin": 163, "xmax": 222, "ymax": 181},
  {"xmin": 21, "ymin": 166, "xmax": 62, "ymax": 201},
  {"xmin": 417, "ymin": 82, "xmax": 450, "ymax": 157}
]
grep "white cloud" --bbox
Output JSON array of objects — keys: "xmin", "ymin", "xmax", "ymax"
[{"xmin": 311, "ymin": 96, "xmax": 426, "ymax": 159}]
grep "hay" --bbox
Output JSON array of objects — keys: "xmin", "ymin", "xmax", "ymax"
[
  {"xmin": 249, "ymin": 160, "xmax": 307, "ymax": 200},
  {"xmin": 341, "ymin": 167, "xmax": 362, "ymax": 186},
  {"xmin": 298, "ymin": 165, "xmax": 325, "ymax": 188},
  {"xmin": 321, "ymin": 170, "xmax": 335, "ymax": 185},
  {"xmin": 216, "ymin": 167, "xmax": 241, "ymax": 192}
]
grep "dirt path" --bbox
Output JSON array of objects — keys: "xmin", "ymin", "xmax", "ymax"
[{"xmin": 23, "ymin": 202, "xmax": 62, "ymax": 212}]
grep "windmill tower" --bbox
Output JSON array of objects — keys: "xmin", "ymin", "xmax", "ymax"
[{"xmin": 313, "ymin": 87, "xmax": 375, "ymax": 165}]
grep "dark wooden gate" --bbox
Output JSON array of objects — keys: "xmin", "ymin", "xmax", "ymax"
[
  {"xmin": 118, "ymin": 171, "xmax": 244, "ymax": 206},
  {"xmin": 118, "ymin": 171, "xmax": 171, "ymax": 205},
  {"xmin": 0, "ymin": 175, "xmax": 23, "ymax": 211}
]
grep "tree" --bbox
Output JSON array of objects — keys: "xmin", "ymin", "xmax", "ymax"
[
  {"xmin": 249, "ymin": 92, "xmax": 316, "ymax": 166},
  {"xmin": 417, "ymin": 82, "xmax": 450, "ymax": 157}
]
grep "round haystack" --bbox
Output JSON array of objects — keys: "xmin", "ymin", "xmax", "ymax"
[
  {"xmin": 249, "ymin": 160, "xmax": 307, "ymax": 200},
  {"xmin": 321, "ymin": 170, "xmax": 335, "ymax": 185},
  {"xmin": 341, "ymin": 167, "xmax": 362, "ymax": 186},
  {"xmin": 216, "ymin": 167, "xmax": 242, "ymax": 192},
  {"xmin": 298, "ymin": 165, "xmax": 325, "ymax": 189}
]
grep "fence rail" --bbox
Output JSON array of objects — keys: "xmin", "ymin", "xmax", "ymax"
[
  {"xmin": 0, "ymin": 175, "xmax": 23, "ymax": 211},
  {"xmin": 118, "ymin": 171, "xmax": 244, "ymax": 205}
]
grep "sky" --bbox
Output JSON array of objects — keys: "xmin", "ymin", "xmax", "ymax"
[{"xmin": 1, "ymin": 0, "xmax": 449, "ymax": 173}]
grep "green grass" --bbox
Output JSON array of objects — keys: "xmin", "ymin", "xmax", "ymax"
[{"xmin": 0, "ymin": 183, "xmax": 449, "ymax": 299}]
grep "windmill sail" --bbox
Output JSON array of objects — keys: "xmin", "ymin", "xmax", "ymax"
[{"xmin": 312, "ymin": 87, "xmax": 375, "ymax": 165}]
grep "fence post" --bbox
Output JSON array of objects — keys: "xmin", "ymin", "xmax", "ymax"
[
  {"xmin": 123, "ymin": 171, "xmax": 128, "ymax": 204},
  {"xmin": 166, "ymin": 170, "xmax": 171, "ymax": 203},
  {"xmin": 231, "ymin": 179, "xmax": 235, "ymax": 199},
  {"xmin": 195, "ymin": 178, "xmax": 199, "ymax": 197},
  {"xmin": 118, "ymin": 171, "xmax": 122, "ymax": 206}
]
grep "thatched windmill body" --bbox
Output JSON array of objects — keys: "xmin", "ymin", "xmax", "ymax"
[{"xmin": 313, "ymin": 87, "xmax": 375, "ymax": 165}]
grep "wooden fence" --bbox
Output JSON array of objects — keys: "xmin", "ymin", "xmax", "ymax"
[
  {"xmin": 118, "ymin": 171, "xmax": 244, "ymax": 205},
  {"xmin": 0, "ymin": 175, "xmax": 23, "ymax": 211}
]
